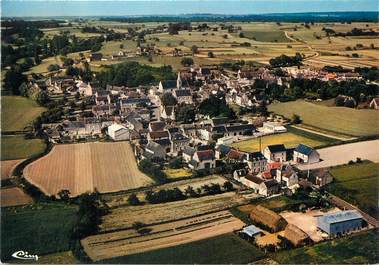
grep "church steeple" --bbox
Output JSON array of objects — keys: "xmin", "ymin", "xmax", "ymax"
[{"xmin": 177, "ymin": 72, "xmax": 182, "ymax": 89}]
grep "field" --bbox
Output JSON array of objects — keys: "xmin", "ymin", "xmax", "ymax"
[
  {"xmin": 99, "ymin": 233, "xmax": 265, "ymax": 264},
  {"xmin": 1, "ymin": 135, "xmax": 46, "ymax": 161},
  {"xmin": 1, "ymin": 96, "xmax": 46, "ymax": 132},
  {"xmin": 82, "ymin": 211, "xmax": 245, "ymax": 261},
  {"xmin": 1, "ymin": 187, "xmax": 33, "ymax": 207},
  {"xmin": 268, "ymin": 100, "xmax": 379, "ymax": 137},
  {"xmin": 238, "ymin": 195, "xmax": 301, "ymax": 214},
  {"xmin": 162, "ymin": 167, "xmax": 192, "ymax": 179},
  {"xmin": 104, "ymin": 174, "xmax": 233, "ymax": 207},
  {"xmin": 327, "ymin": 161, "xmax": 379, "ymax": 219},
  {"xmin": 1, "ymin": 203, "xmax": 78, "ymax": 261},
  {"xmin": 24, "ymin": 142, "xmax": 153, "ymax": 197},
  {"xmin": 1, "ymin": 159, "xmax": 24, "ymax": 180},
  {"xmin": 100, "ymin": 192, "xmax": 248, "ymax": 232},
  {"xmin": 231, "ymin": 130, "xmax": 331, "ymax": 152},
  {"xmin": 33, "ymin": 251, "xmax": 78, "ymax": 264},
  {"xmin": 270, "ymin": 230, "xmax": 379, "ymax": 264}
]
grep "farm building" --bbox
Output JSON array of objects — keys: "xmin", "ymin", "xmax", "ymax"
[
  {"xmin": 317, "ymin": 210, "xmax": 363, "ymax": 237},
  {"xmin": 240, "ymin": 225, "xmax": 262, "ymax": 239},
  {"xmin": 293, "ymin": 144, "xmax": 320, "ymax": 164},
  {"xmin": 284, "ymin": 224, "xmax": 310, "ymax": 247},
  {"xmin": 249, "ymin": 205, "xmax": 288, "ymax": 232},
  {"xmin": 264, "ymin": 144, "xmax": 287, "ymax": 163},
  {"xmin": 262, "ymin": 122, "xmax": 287, "ymax": 133},
  {"xmin": 108, "ymin": 124, "xmax": 129, "ymax": 141}
]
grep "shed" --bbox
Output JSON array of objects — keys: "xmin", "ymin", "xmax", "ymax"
[
  {"xmin": 241, "ymin": 225, "xmax": 262, "ymax": 238},
  {"xmin": 249, "ymin": 205, "xmax": 288, "ymax": 232},
  {"xmin": 284, "ymin": 224, "xmax": 310, "ymax": 246}
]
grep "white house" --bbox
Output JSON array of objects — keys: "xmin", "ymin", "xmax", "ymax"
[
  {"xmin": 275, "ymin": 164, "xmax": 298, "ymax": 188},
  {"xmin": 108, "ymin": 124, "xmax": 129, "ymax": 141},
  {"xmin": 189, "ymin": 150, "xmax": 216, "ymax": 170},
  {"xmin": 264, "ymin": 144, "xmax": 287, "ymax": 162},
  {"xmin": 293, "ymin": 144, "xmax": 320, "ymax": 164}
]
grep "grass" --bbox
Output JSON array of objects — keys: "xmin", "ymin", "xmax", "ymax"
[
  {"xmin": 238, "ymin": 195, "xmax": 302, "ymax": 214},
  {"xmin": 1, "ymin": 135, "xmax": 46, "ymax": 161},
  {"xmin": 1, "ymin": 96, "xmax": 46, "ymax": 132},
  {"xmin": 327, "ymin": 161, "xmax": 379, "ymax": 219},
  {"xmin": 270, "ymin": 230, "xmax": 379, "ymax": 264},
  {"xmin": 268, "ymin": 100, "xmax": 379, "ymax": 137},
  {"xmin": 163, "ymin": 168, "xmax": 192, "ymax": 179},
  {"xmin": 231, "ymin": 128, "xmax": 332, "ymax": 152},
  {"xmin": 1, "ymin": 202, "xmax": 78, "ymax": 261},
  {"xmin": 100, "ymin": 233, "xmax": 265, "ymax": 264},
  {"xmin": 242, "ymin": 30, "xmax": 288, "ymax": 42}
]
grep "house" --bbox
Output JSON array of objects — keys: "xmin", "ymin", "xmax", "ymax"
[
  {"xmin": 189, "ymin": 150, "xmax": 216, "ymax": 170},
  {"xmin": 182, "ymin": 146, "xmax": 196, "ymax": 162},
  {"xmin": 245, "ymin": 152, "xmax": 267, "ymax": 174},
  {"xmin": 264, "ymin": 144, "xmax": 287, "ymax": 162},
  {"xmin": 170, "ymin": 133, "xmax": 190, "ymax": 155},
  {"xmin": 317, "ymin": 210, "xmax": 363, "ymax": 237},
  {"xmin": 293, "ymin": 144, "xmax": 320, "ymax": 164},
  {"xmin": 148, "ymin": 131, "xmax": 169, "ymax": 141},
  {"xmin": 173, "ymin": 89, "xmax": 192, "ymax": 104},
  {"xmin": 242, "ymin": 174, "xmax": 264, "ymax": 193},
  {"xmin": 88, "ymin": 53, "xmax": 103, "ymax": 62},
  {"xmin": 92, "ymin": 105, "xmax": 116, "ymax": 118},
  {"xmin": 158, "ymin": 80, "xmax": 177, "ymax": 93},
  {"xmin": 120, "ymin": 98, "xmax": 150, "ymax": 111},
  {"xmin": 225, "ymin": 124, "xmax": 254, "ymax": 137},
  {"xmin": 215, "ymin": 144, "xmax": 232, "ymax": 159},
  {"xmin": 225, "ymin": 149, "xmax": 246, "ymax": 162},
  {"xmin": 154, "ymin": 138, "xmax": 171, "ymax": 153},
  {"xmin": 369, "ymin": 98, "xmax": 379, "ymax": 109},
  {"xmin": 240, "ymin": 225, "xmax": 262, "ymax": 239},
  {"xmin": 259, "ymin": 179, "xmax": 280, "ymax": 196},
  {"xmin": 149, "ymin": 121, "xmax": 166, "ymax": 132},
  {"xmin": 107, "ymin": 124, "xmax": 129, "ymax": 141},
  {"xmin": 249, "ymin": 206, "xmax": 288, "ymax": 232},
  {"xmin": 275, "ymin": 164, "xmax": 298, "ymax": 188},
  {"xmin": 143, "ymin": 141, "xmax": 166, "ymax": 160},
  {"xmin": 262, "ymin": 122, "xmax": 287, "ymax": 133},
  {"xmin": 95, "ymin": 91, "xmax": 111, "ymax": 105},
  {"xmin": 160, "ymin": 105, "xmax": 175, "ymax": 120}
]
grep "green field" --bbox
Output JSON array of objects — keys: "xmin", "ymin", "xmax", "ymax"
[
  {"xmin": 1, "ymin": 203, "xmax": 78, "ymax": 261},
  {"xmin": 327, "ymin": 161, "xmax": 379, "ymax": 219},
  {"xmin": 1, "ymin": 135, "xmax": 46, "ymax": 161},
  {"xmin": 101, "ymin": 233, "xmax": 265, "ymax": 264},
  {"xmin": 1, "ymin": 96, "xmax": 46, "ymax": 132},
  {"xmin": 242, "ymin": 30, "xmax": 288, "ymax": 42},
  {"xmin": 231, "ymin": 127, "xmax": 334, "ymax": 152},
  {"xmin": 268, "ymin": 100, "xmax": 379, "ymax": 137},
  {"xmin": 271, "ymin": 230, "xmax": 379, "ymax": 264}
]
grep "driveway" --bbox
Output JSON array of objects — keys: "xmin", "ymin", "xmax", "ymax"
[{"xmin": 297, "ymin": 140, "xmax": 379, "ymax": 170}]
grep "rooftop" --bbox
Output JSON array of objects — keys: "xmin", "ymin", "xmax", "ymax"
[
  {"xmin": 318, "ymin": 210, "xmax": 363, "ymax": 224},
  {"xmin": 295, "ymin": 144, "xmax": 315, "ymax": 156}
]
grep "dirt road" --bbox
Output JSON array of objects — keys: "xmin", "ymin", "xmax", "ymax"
[{"xmin": 297, "ymin": 140, "xmax": 379, "ymax": 170}]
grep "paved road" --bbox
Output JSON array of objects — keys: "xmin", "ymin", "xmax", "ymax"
[{"xmin": 298, "ymin": 140, "xmax": 379, "ymax": 170}]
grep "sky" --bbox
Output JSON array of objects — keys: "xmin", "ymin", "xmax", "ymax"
[{"xmin": 1, "ymin": 0, "xmax": 378, "ymax": 17}]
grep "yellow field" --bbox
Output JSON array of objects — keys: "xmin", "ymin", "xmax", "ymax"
[
  {"xmin": 163, "ymin": 168, "xmax": 192, "ymax": 179},
  {"xmin": 24, "ymin": 142, "xmax": 154, "ymax": 197},
  {"xmin": 268, "ymin": 100, "xmax": 379, "ymax": 137},
  {"xmin": 231, "ymin": 132, "xmax": 327, "ymax": 152}
]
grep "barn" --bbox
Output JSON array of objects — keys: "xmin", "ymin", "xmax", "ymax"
[
  {"xmin": 249, "ymin": 205, "xmax": 287, "ymax": 232},
  {"xmin": 317, "ymin": 210, "xmax": 363, "ymax": 237},
  {"xmin": 108, "ymin": 124, "xmax": 129, "ymax": 141}
]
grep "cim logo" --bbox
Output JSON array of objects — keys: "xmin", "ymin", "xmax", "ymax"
[{"xmin": 12, "ymin": 250, "xmax": 39, "ymax": 261}]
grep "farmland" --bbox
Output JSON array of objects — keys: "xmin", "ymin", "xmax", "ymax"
[
  {"xmin": 327, "ymin": 161, "xmax": 379, "ymax": 219},
  {"xmin": 100, "ymin": 233, "xmax": 264, "ymax": 264},
  {"xmin": 231, "ymin": 128, "xmax": 333, "ymax": 152},
  {"xmin": 1, "ymin": 187, "xmax": 33, "ymax": 207},
  {"xmin": 100, "ymin": 192, "xmax": 248, "ymax": 232},
  {"xmin": 268, "ymin": 100, "xmax": 379, "ymax": 137},
  {"xmin": 82, "ymin": 211, "xmax": 245, "ymax": 261},
  {"xmin": 1, "ymin": 96, "xmax": 46, "ymax": 132},
  {"xmin": 1, "ymin": 135, "xmax": 46, "ymax": 161},
  {"xmin": 1, "ymin": 202, "xmax": 78, "ymax": 261},
  {"xmin": 24, "ymin": 142, "xmax": 153, "ymax": 197},
  {"xmin": 270, "ymin": 230, "xmax": 379, "ymax": 264},
  {"xmin": 1, "ymin": 159, "xmax": 24, "ymax": 180},
  {"xmin": 163, "ymin": 167, "xmax": 192, "ymax": 179}
]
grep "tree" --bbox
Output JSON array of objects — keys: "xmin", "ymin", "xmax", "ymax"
[
  {"xmin": 161, "ymin": 92, "xmax": 177, "ymax": 106},
  {"xmin": 191, "ymin": 45, "xmax": 198, "ymax": 55},
  {"xmin": 128, "ymin": 193, "xmax": 141, "ymax": 205},
  {"xmin": 223, "ymin": 181, "xmax": 234, "ymax": 191},
  {"xmin": 292, "ymin": 114, "xmax": 302, "ymax": 124},
  {"xmin": 181, "ymin": 57, "xmax": 194, "ymax": 67},
  {"xmin": 168, "ymin": 157, "xmax": 182, "ymax": 169},
  {"xmin": 184, "ymin": 186, "xmax": 198, "ymax": 198},
  {"xmin": 175, "ymin": 104, "xmax": 196, "ymax": 123},
  {"xmin": 4, "ymin": 67, "xmax": 27, "ymax": 95},
  {"xmin": 57, "ymin": 189, "xmax": 70, "ymax": 201},
  {"xmin": 208, "ymin": 51, "xmax": 215, "ymax": 58},
  {"xmin": 48, "ymin": 64, "xmax": 60, "ymax": 72},
  {"xmin": 239, "ymin": 32, "xmax": 245, "ymax": 38}
]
